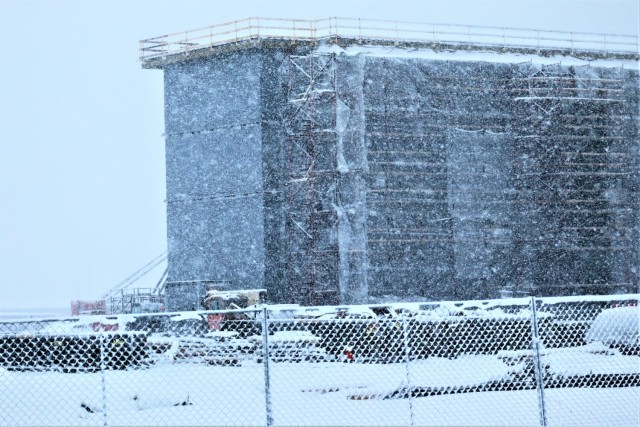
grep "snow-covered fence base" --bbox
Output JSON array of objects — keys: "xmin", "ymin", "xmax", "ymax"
[{"xmin": 0, "ymin": 295, "xmax": 638, "ymax": 426}]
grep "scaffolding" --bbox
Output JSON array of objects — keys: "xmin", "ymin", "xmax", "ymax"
[
  {"xmin": 102, "ymin": 253, "xmax": 168, "ymax": 314},
  {"xmin": 355, "ymin": 58, "xmax": 637, "ymax": 300},
  {"xmin": 106, "ymin": 288, "xmax": 164, "ymax": 315},
  {"xmin": 511, "ymin": 63, "xmax": 634, "ymax": 295},
  {"xmin": 282, "ymin": 54, "xmax": 638, "ymax": 301},
  {"xmin": 285, "ymin": 52, "xmax": 340, "ymax": 305}
]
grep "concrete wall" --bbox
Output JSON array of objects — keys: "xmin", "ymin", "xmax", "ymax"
[
  {"xmin": 161, "ymin": 43, "xmax": 639, "ymax": 308},
  {"xmin": 359, "ymin": 56, "xmax": 638, "ymax": 300},
  {"xmin": 164, "ymin": 50, "xmax": 266, "ymax": 307}
]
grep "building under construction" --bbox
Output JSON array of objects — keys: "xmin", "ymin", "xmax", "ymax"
[{"xmin": 140, "ymin": 18, "xmax": 639, "ymax": 309}]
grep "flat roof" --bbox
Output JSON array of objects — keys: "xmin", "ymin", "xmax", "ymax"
[{"xmin": 140, "ymin": 17, "xmax": 639, "ymax": 69}]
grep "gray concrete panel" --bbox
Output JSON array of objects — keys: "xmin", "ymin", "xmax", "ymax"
[
  {"xmin": 166, "ymin": 125, "xmax": 263, "ymax": 199},
  {"xmin": 164, "ymin": 50, "xmax": 262, "ymax": 135},
  {"xmin": 167, "ymin": 196, "xmax": 265, "ymax": 289}
]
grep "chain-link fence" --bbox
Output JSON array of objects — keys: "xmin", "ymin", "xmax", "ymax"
[{"xmin": 1, "ymin": 295, "xmax": 638, "ymax": 426}]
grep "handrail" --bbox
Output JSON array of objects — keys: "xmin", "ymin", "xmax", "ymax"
[{"xmin": 139, "ymin": 17, "xmax": 639, "ymax": 62}]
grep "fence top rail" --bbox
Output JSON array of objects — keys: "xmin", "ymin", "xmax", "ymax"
[{"xmin": 139, "ymin": 17, "xmax": 639, "ymax": 63}]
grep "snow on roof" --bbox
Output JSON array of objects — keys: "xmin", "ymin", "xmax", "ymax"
[{"xmin": 317, "ymin": 44, "xmax": 639, "ymax": 69}]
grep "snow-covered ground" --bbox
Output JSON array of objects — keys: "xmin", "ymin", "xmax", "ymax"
[
  {"xmin": 1, "ymin": 295, "xmax": 637, "ymax": 426},
  {"xmin": 1, "ymin": 352, "xmax": 637, "ymax": 426}
]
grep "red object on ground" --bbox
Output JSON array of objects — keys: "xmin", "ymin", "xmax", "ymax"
[
  {"xmin": 207, "ymin": 313, "xmax": 226, "ymax": 331},
  {"xmin": 70, "ymin": 300, "xmax": 106, "ymax": 316},
  {"xmin": 344, "ymin": 349, "xmax": 355, "ymax": 362}
]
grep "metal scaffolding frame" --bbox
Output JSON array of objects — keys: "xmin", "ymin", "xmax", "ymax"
[
  {"xmin": 511, "ymin": 62, "xmax": 634, "ymax": 295},
  {"xmin": 285, "ymin": 52, "xmax": 340, "ymax": 305}
]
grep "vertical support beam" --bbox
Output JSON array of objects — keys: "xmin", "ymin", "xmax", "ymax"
[
  {"xmin": 262, "ymin": 307, "xmax": 274, "ymax": 427},
  {"xmin": 99, "ymin": 334, "xmax": 108, "ymax": 427},
  {"xmin": 401, "ymin": 314, "xmax": 415, "ymax": 426},
  {"xmin": 530, "ymin": 297, "xmax": 548, "ymax": 427}
]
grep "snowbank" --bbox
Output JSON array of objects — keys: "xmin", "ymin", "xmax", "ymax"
[{"xmin": 586, "ymin": 306, "xmax": 639, "ymax": 347}]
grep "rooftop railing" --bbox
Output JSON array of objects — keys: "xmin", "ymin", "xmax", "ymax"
[{"xmin": 140, "ymin": 17, "xmax": 639, "ymax": 63}]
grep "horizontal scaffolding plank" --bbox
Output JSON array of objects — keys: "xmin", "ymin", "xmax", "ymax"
[{"xmin": 544, "ymin": 282, "xmax": 633, "ymax": 288}]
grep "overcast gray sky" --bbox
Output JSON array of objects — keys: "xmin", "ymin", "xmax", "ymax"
[{"xmin": 0, "ymin": 0, "xmax": 638, "ymax": 312}]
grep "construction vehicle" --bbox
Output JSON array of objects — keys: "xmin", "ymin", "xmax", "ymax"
[{"xmin": 203, "ymin": 289, "xmax": 266, "ymax": 311}]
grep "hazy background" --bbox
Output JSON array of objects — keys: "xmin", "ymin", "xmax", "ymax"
[{"xmin": 0, "ymin": 0, "xmax": 638, "ymax": 313}]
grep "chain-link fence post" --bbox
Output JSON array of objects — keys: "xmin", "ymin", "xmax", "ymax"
[
  {"xmin": 401, "ymin": 313, "xmax": 415, "ymax": 426},
  {"xmin": 99, "ymin": 333, "xmax": 108, "ymax": 427},
  {"xmin": 530, "ymin": 297, "xmax": 547, "ymax": 427},
  {"xmin": 261, "ymin": 306, "xmax": 273, "ymax": 427}
]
